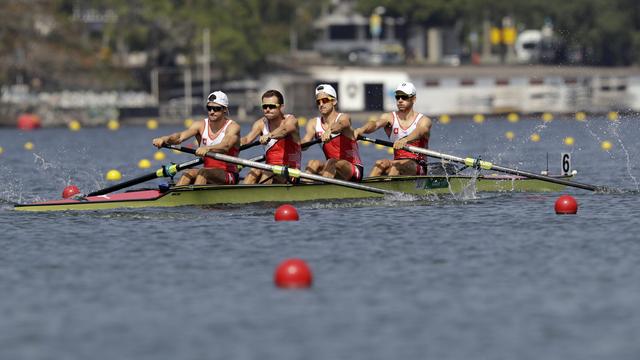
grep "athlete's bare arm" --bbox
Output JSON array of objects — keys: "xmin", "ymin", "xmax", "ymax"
[
  {"xmin": 152, "ymin": 121, "xmax": 202, "ymax": 147},
  {"xmin": 240, "ymin": 119, "xmax": 264, "ymax": 146},
  {"xmin": 354, "ymin": 112, "xmax": 392, "ymax": 138},
  {"xmin": 266, "ymin": 114, "xmax": 298, "ymax": 140},
  {"xmin": 301, "ymin": 117, "xmax": 317, "ymax": 145},
  {"xmin": 326, "ymin": 113, "xmax": 356, "ymax": 140}
]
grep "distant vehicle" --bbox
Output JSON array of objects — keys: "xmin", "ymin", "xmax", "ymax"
[
  {"xmin": 515, "ymin": 30, "xmax": 542, "ymax": 63},
  {"xmin": 346, "ymin": 46, "xmax": 404, "ymax": 66}
]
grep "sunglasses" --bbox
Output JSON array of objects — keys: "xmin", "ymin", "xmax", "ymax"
[
  {"xmin": 261, "ymin": 103, "xmax": 280, "ymax": 110},
  {"xmin": 316, "ymin": 98, "xmax": 332, "ymax": 106},
  {"xmin": 395, "ymin": 94, "xmax": 411, "ymax": 101},
  {"xmin": 206, "ymin": 105, "xmax": 224, "ymax": 112}
]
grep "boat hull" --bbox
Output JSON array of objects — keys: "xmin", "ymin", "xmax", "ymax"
[{"xmin": 14, "ymin": 175, "xmax": 569, "ymax": 212}]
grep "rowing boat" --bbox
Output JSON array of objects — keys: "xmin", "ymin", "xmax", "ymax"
[{"xmin": 14, "ymin": 173, "xmax": 571, "ymax": 212}]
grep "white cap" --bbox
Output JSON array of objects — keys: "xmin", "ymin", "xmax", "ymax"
[
  {"xmin": 315, "ymin": 84, "xmax": 337, "ymax": 100},
  {"xmin": 395, "ymin": 82, "xmax": 416, "ymax": 97},
  {"xmin": 206, "ymin": 91, "xmax": 229, "ymax": 107}
]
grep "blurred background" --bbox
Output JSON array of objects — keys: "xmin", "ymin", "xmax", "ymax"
[{"xmin": 2, "ymin": 0, "xmax": 640, "ymax": 127}]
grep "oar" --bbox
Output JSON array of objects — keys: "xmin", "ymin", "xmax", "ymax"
[
  {"xmin": 87, "ymin": 141, "xmax": 265, "ymax": 197},
  {"xmin": 164, "ymin": 145, "xmax": 398, "ymax": 196},
  {"xmin": 86, "ymin": 158, "xmax": 203, "ymax": 196},
  {"xmin": 357, "ymin": 135, "xmax": 607, "ymax": 192}
]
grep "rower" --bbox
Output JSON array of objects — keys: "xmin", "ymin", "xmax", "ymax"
[
  {"xmin": 302, "ymin": 84, "xmax": 364, "ymax": 182},
  {"xmin": 152, "ymin": 91, "xmax": 241, "ymax": 185},
  {"xmin": 354, "ymin": 82, "xmax": 433, "ymax": 176},
  {"xmin": 240, "ymin": 89, "xmax": 302, "ymax": 184}
]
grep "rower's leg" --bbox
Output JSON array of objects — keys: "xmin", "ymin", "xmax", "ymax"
[
  {"xmin": 177, "ymin": 169, "xmax": 199, "ymax": 185},
  {"xmin": 242, "ymin": 168, "xmax": 262, "ymax": 184},
  {"xmin": 305, "ymin": 159, "xmax": 324, "ymax": 175},
  {"xmin": 369, "ymin": 159, "xmax": 391, "ymax": 177},
  {"xmin": 320, "ymin": 159, "xmax": 338, "ymax": 179},
  {"xmin": 194, "ymin": 168, "xmax": 229, "ymax": 185},
  {"xmin": 388, "ymin": 159, "xmax": 419, "ymax": 176},
  {"xmin": 331, "ymin": 160, "xmax": 357, "ymax": 180}
]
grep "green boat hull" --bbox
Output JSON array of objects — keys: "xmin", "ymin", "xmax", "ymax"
[{"xmin": 14, "ymin": 175, "xmax": 570, "ymax": 212}]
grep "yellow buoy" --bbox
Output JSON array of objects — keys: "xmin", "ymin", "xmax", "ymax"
[
  {"xmin": 68, "ymin": 120, "xmax": 81, "ymax": 131},
  {"xmin": 297, "ymin": 117, "xmax": 307, "ymax": 127},
  {"xmin": 184, "ymin": 118, "xmax": 194, "ymax": 128},
  {"xmin": 507, "ymin": 113, "xmax": 519, "ymax": 123},
  {"xmin": 147, "ymin": 119, "xmax": 159, "ymax": 130},
  {"xmin": 575, "ymin": 112, "xmax": 587, "ymax": 122},
  {"xmin": 530, "ymin": 133, "xmax": 541, "ymax": 142},
  {"xmin": 601, "ymin": 140, "xmax": 612, "ymax": 151},
  {"xmin": 153, "ymin": 151, "xmax": 166, "ymax": 161},
  {"xmin": 387, "ymin": 147, "xmax": 394, "ymax": 154},
  {"xmin": 563, "ymin": 136, "xmax": 575, "ymax": 146},
  {"xmin": 608, "ymin": 111, "xmax": 619, "ymax": 121},
  {"xmin": 375, "ymin": 144, "xmax": 385, "ymax": 150},
  {"xmin": 0, "ymin": 146, "xmax": 4, "ymax": 155},
  {"xmin": 105, "ymin": 169, "xmax": 122, "ymax": 181},
  {"xmin": 24, "ymin": 141, "xmax": 34, "ymax": 150},
  {"xmin": 473, "ymin": 114, "xmax": 485, "ymax": 124},
  {"xmin": 107, "ymin": 119, "xmax": 120, "ymax": 130},
  {"xmin": 542, "ymin": 112, "xmax": 554, "ymax": 122},
  {"xmin": 505, "ymin": 131, "xmax": 515, "ymax": 140},
  {"xmin": 138, "ymin": 159, "xmax": 151, "ymax": 169},
  {"xmin": 439, "ymin": 114, "xmax": 451, "ymax": 124}
]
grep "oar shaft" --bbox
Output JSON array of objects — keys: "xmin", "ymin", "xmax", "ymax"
[
  {"xmin": 357, "ymin": 135, "xmax": 603, "ymax": 192},
  {"xmin": 166, "ymin": 145, "xmax": 396, "ymax": 195}
]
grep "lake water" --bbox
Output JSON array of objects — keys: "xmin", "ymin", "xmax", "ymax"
[{"xmin": 1, "ymin": 115, "xmax": 640, "ymax": 360}]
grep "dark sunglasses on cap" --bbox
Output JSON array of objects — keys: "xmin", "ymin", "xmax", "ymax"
[
  {"xmin": 261, "ymin": 103, "xmax": 280, "ymax": 110},
  {"xmin": 316, "ymin": 98, "xmax": 332, "ymax": 106},
  {"xmin": 206, "ymin": 105, "xmax": 224, "ymax": 112},
  {"xmin": 395, "ymin": 94, "xmax": 411, "ymax": 101}
]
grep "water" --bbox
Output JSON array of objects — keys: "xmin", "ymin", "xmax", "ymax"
[{"xmin": 1, "ymin": 116, "xmax": 640, "ymax": 360}]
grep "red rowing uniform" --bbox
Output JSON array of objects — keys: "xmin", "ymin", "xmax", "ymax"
[
  {"xmin": 314, "ymin": 113, "xmax": 362, "ymax": 166},
  {"xmin": 200, "ymin": 117, "xmax": 239, "ymax": 173},
  {"xmin": 314, "ymin": 113, "xmax": 363, "ymax": 181},
  {"xmin": 387, "ymin": 111, "xmax": 428, "ymax": 175},
  {"xmin": 262, "ymin": 116, "xmax": 301, "ymax": 168}
]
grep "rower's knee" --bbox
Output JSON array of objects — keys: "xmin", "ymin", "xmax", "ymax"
[{"xmin": 306, "ymin": 160, "xmax": 323, "ymax": 173}]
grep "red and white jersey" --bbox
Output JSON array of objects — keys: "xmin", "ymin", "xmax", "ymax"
[
  {"xmin": 261, "ymin": 117, "xmax": 301, "ymax": 168},
  {"xmin": 200, "ymin": 118, "xmax": 239, "ymax": 172},
  {"xmin": 388, "ymin": 111, "xmax": 428, "ymax": 161},
  {"xmin": 314, "ymin": 113, "xmax": 362, "ymax": 166}
]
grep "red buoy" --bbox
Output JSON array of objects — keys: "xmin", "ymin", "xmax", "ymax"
[
  {"xmin": 17, "ymin": 113, "xmax": 41, "ymax": 130},
  {"xmin": 62, "ymin": 185, "xmax": 81, "ymax": 199},
  {"xmin": 274, "ymin": 258, "xmax": 313, "ymax": 288},
  {"xmin": 274, "ymin": 204, "xmax": 299, "ymax": 221},
  {"xmin": 555, "ymin": 195, "xmax": 578, "ymax": 214}
]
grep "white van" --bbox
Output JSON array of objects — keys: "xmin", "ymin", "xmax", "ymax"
[{"xmin": 515, "ymin": 30, "xmax": 542, "ymax": 63}]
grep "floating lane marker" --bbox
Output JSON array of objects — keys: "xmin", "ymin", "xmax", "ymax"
[
  {"xmin": 542, "ymin": 112, "xmax": 554, "ymax": 122},
  {"xmin": 138, "ymin": 159, "xmax": 151, "ymax": 169},
  {"xmin": 297, "ymin": 117, "xmax": 307, "ymax": 127},
  {"xmin": 0, "ymin": 146, "xmax": 3, "ymax": 155},
  {"xmin": 24, "ymin": 141, "xmax": 34, "ymax": 150},
  {"xmin": 505, "ymin": 131, "xmax": 515, "ymax": 140},
  {"xmin": 147, "ymin": 119, "xmax": 158, "ymax": 130},
  {"xmin": 530, "ymin": 133, "xmax": 541, "ymax": 142},
  {"xmin": 106, "ymin": 169, "xmax": 122, "ymax": 181},
  {"xmin": 608, "ymin": 111, "xmax": 619, "ymax": 121},
  {"xmin": 68, "ymin": 120, "xmax": 81, "ymax": 131},
  {"xmin": 439, "ymin": 114, "xmax": 451, "ymax": 124},
  {"xmin": 601, "ymin": 140, "xmax": 612, "ymax": 151},
  {"xmin": 575, "ymin": 112, "xmax": 587, "ymax": 121},
  {"xmin": 154, "ymin": 151, "xmax": 166, "ymax": 161},
  {"xmin": 507, "ymin": 113, "xmax": 519, "ymax": 123},
  {"xmin": 563, "ymin": 136, "xmax": 575, "ymax": 146},
  {"xmin": 107, "ymin": 119, "xmax": 120, "ymax": 130},
  {"xmin": 473, "ymin": 114, "xmax": 485, "ymax": 124},
  {"xmin": 184, "ymin": 118, "xmax": 194, "ymax": 128}
]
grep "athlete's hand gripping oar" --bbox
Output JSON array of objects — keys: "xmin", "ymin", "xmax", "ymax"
[
  {"xmin": 164, "ymin": 145, "xmax": 399, "ymax": 196},
  {"xmin": 86, "ymin": 158, "xmax": 203, "ymax": 197},
  {"xmin": 243, "ymin": 137, "xmax": 324, "ymax": 163},
  {"xmin": 357, "ymin": 135, "xmax": 607, "ymax": 192}
]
